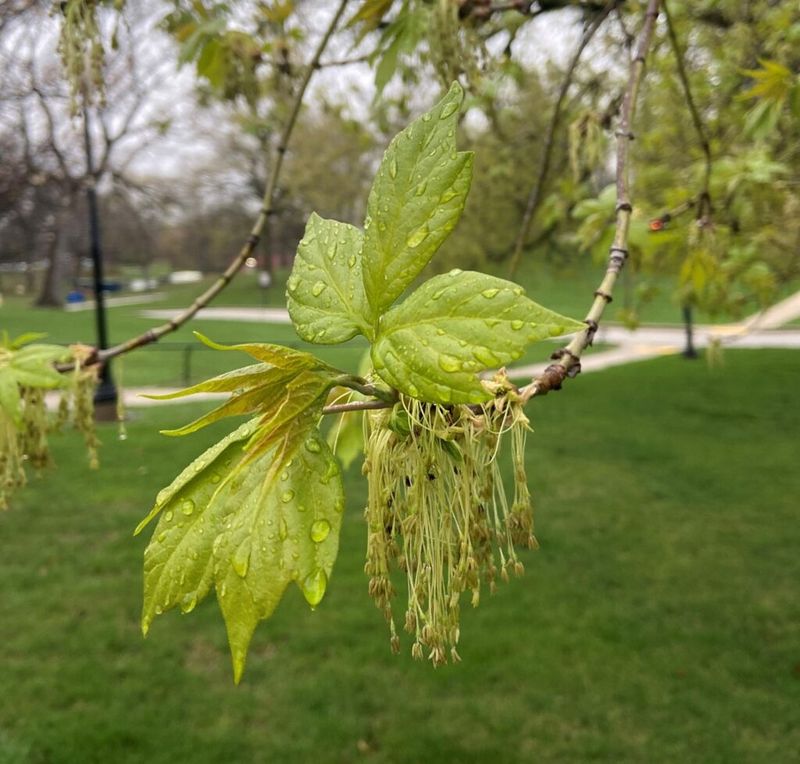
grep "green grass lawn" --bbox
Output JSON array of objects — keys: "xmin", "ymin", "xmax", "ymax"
[{"xmin": 1, "ymin": 349, "xmax": 798, "ymax": 763}]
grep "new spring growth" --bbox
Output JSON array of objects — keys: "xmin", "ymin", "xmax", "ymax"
[{"xmin": 364, "ymin": 372, "xmax": 537, "ymax": 666}]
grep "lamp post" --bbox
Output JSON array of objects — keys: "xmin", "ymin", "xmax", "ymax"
[{"xmin": 82, "ymin": 99, "xmax": 117, "ymax": 404}]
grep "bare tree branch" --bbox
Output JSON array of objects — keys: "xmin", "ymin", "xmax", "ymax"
[{"xmin": 519, "ymin": 0, "xmax": 661, "ymax": 399}]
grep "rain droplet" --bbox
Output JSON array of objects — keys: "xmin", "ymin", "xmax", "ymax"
[
  {"xmin": 210, "ymin": 473, "xmax": 221, "ymax": 484},
  {"xmin": 164, "ymin": 510, "xmax": 174, "ymax": 522},
  {"xmin": 481, "ymin": 288, "xmax": 500, "ymax": 299},
  {"xmin": 438, "ymin": 354, "xmax": 460, "ymax": 373},
  {"xmin": 473, "ymin": 347, "xmax": 500, "ymax": 366},
  {"xmin": 157, "ymin": 531, "xmax": 168, "ymax": 543},
  {"xmin": 422, "ymin": 112, "xmax": 432, "ymax": 122},
  {"xmin": 389, "ymin": 158, "xmax": 398, "ymax": 178},
  {"xmin": 414, "ymin": 181, "xmax": 427, "ymax": 196},
  {"xmin": 440, "ymin": 189, "xmax": 458, "ymax": 203},
  {"xmin": 431, "ymin": 289, "xmax": 445, "ymax": 300},
  {"xmin": 180, "ymin": 593, "xmax": 197, "ymax": 614},
  {"xmin": 279, "ymin": 517, "xmax": 288, "ymax": 540},
  {"xmin": 406, "ymin": 225, "xmax": 429, "ymax": 249},
  {"xmin": 305, "ymin": 438, "xmax": 321, "ymax": 453},
  {"xmin": 281, "ymin": 490, "xmax": 295, "ymax": 503},
  {"xmin": 511, "ymin": 320, "xmax": 524, "ymax": 330},
  {"xmin": 311, "ymin": 281, "xmax": 326, "ymax": 297},
  {"xmin": 449, "ymin": 268, "xmax": 462, "ymax": 277},
  {"xmin": 310, "ymin": 519, "xmax": 331, "ymax": 543},
  {"xmin": 440, "ymin": 101, "xmax": 459, "ymax": 119},
  {"xmin": 407, "ymin": 384, "xmax": 420, "ymax": 398},
  {"xmin": 232, "ymin": 539, "xmax": 251, "ymax": 578},
  {"xmin": 301, "ymin": 568, "xmax": 328, "ymax": 608},
  {"xmin": 181, "ymin": 499, "xmax": 195, "ymax": 516},
  {"xmin": 280, "ymin": 471, "xmax": 289, "ymax": 482},
  {"xmin": 287, "ymin": 275, "xmax": 300, "ymax": 292},
  {"xmin": 347, "ymin": 255, "xmax": 356, "ymax": 268}
]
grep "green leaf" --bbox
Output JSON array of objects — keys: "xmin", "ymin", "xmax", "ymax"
[
  {"xmin": 135, "ymin": 418, "xmax": 260, "ymax": 535},
  {"xmin": 160, "ymin": 368, "xmax": 336, "ymax": 438},
  {"xmin": 137, "ymin": 418, "xmax": 261, "ymax": 632},
  {"xmin": 371, "ymin": 270, "xmax": 584, "ymax": 404},
  {"xmin": 192, "ymin": 332, "xmax": 334, "ymax": 372},
  {"xmin": 8, "ymin": 343, "xmax": 71, "ymax": 389},
  {"xmin": 9, "ymin": 332, "xmax": 48, "ymax": 350},
  {"xmin": 286, "ymin": 213, "xmax": 372, "ymax": 343},
  {"xmin": 0, "ymin": 372, "xmax": 22, "ymax": 425},
  {"xmin": 214, "ymin": 427, "xmax": 343, "ymax": 682},
  {"xmin": 139, "ymin": 413, "xmax": 344, "ymax": 684},
  {"xmin": 362, "ymin": 82, "xmax": 474, "ymax": 316}
]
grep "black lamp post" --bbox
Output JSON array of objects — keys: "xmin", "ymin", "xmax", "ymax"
[{"xmin": 82, "ymin": 100, "xmax": 117, "ymax": 403}]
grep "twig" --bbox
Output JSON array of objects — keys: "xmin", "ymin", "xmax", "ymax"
[
  {"xmin": 508, "ymin": 1, "xmax": 616, "ymax": 277},
  {"xmin": 90, "ymin": 0, "xmax": 349, "ymax": 365},
  {"xmin": 663, "ymin": 1, "xmax": 712, "ymax": 216},
  {"xmin": 519, "ymin": 0, "xmax": 662, "ymax": 400}
]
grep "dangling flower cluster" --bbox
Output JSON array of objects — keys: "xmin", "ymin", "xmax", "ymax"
[
  {"xmin": 363, "ymin": 378, "xmax": 537, "ymax": 666},
  {"xmin": 0, "ymin": 344, "xmax": 100, "ymax": 510},
  {"xmin": 56, "ymin": 345, "xmax": 101, "ymax": 469},
  {"xmin": 55, "ymin": 0, "xmax": 125, "ymax": 113}
]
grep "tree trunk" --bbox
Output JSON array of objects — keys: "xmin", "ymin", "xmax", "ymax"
[{"xmin": 36, "ymin": 228, "xmax": 63, "ymax": 307}]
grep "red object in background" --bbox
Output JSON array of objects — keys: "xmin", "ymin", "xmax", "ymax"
[{"xmin": 649, "ymin": 218, "xmax": 665, "ymax": 232}]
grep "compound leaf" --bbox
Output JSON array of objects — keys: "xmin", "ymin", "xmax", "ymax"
[
  {"xmin": 362, "ymin": 82, "xmax": 473, "ymax": 316},
  {"xmin": 286, "ymin": 213, "xmax": 372, "ymax": 343},
  {"xmin": 372, "ymin": 270, "xmax": 584, "ymax": 404}
]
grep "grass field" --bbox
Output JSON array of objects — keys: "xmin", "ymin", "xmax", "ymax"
[{"xmin": 0, "ymin": 349, "xmax": 798, "ymax": 763}]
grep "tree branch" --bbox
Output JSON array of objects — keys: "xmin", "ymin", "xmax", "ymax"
[
  {"xmin": 663, "ymin": 0, "xmax": 712, "ymax": 216},
  {"xmin": 508, "ymin": 0, "xmax": 616, "ymax": 277},
  {"xmin": 93, "ymin": 0, "xmax": 350, "ymax": 365},
  {"xmin": 519, "ymin": 0, "xmax": 661, "ymax": 400}
]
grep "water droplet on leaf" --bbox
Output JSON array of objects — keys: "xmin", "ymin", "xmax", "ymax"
[
  {"xmin": 281, "ymin": 490, "xmax": 295, "ymax": 503},
  {"xmin": 232, "ymin": 539, "xmax": 251, "ymax": 578},
  {"xmin": 302, "ymin": 568, "xmax": 328, "ymax": 608},
  {"xmin": 310, "ymin": 519, "xmax": 331, "ymax": 543},
  {"xmin": 311, "ymin": 281, "xmax": 326, "ymax": 297},
  {"xmin": 406, "ymin": 225, "xmax": 429, "ymax": 249},
  {"xmin": 438, "ymin": 354, "xmax": 461, "ymax": 373}
]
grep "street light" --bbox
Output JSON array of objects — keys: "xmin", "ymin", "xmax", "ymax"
[{"xmin": 82, "ymin": 98, "xmax": 117, "ymax": 404}]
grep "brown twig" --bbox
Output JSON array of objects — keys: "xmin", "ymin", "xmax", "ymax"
[
  {"xmin": 518, "ymin": 0, "xmax": 662, "ymax": 400},
  {"xmin": 88, "ymin": 0, "xmax": 349, "ymax": 365},
  {"xmin": 508, "ymin": 0, "xmax": 616, "ymax": 277}
]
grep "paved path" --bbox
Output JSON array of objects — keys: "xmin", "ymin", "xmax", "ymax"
[
  {"xmin": 141, "ymin": 307, "xmax": 292, "ymax": 323},
  {"xmin": 123, "ymin": 291, "xmax": 800, "ymax": 404}
]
